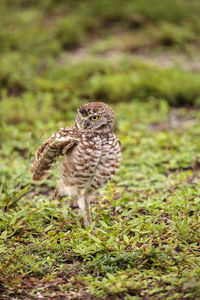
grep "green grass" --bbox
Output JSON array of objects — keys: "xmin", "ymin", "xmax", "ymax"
[
  {"xmin": 1, "ymin": 101, "xmax": 200, "ymax": 299},
  {"xmin": 1, "ymin": 0, "xmax": 200, "ymax": 299}
]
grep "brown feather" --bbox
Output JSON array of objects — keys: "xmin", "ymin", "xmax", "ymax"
[{"xmin": 30, "ymin": 127, "xmax": 79, "ymax": 181}]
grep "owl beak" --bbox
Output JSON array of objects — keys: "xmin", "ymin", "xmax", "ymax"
[
  {"xmin": 81, "ymin": 119, "xmax": 90, "ymax": 130},
  {"xmin": 81, "ymin": 122, "xmax": 85, "ymax": 130},
  {"xmin": 78, "ymin": 114, "xmax": 90, "ymax": 130}
]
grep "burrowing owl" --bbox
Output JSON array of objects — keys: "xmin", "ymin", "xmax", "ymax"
[{"xmin": 31, "ymin": 102, "xmax": 121, "ymax": 227}]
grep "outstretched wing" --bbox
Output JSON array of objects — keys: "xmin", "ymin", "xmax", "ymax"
[{"xmin": 30, "ymin": 127, "xmax": 79, "ymax": 181}]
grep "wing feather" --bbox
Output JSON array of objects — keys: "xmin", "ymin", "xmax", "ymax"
[{"xmin": 30, "ymin": 127, "xmax": 79, "ymax": 181}]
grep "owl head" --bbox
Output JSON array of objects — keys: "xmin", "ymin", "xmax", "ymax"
[{"xmin": 76, "ymin": 102, "xmax": 115, "ymax": 133}]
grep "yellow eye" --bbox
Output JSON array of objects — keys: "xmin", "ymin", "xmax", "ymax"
[{"xmin": 91, "ymin": 116, "xmax": 99, "ymax": 120}]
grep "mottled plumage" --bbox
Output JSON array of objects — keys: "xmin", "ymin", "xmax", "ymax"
[{"xmin": 31, "ymin": 102, "xmax": 121, "ymax": 227}]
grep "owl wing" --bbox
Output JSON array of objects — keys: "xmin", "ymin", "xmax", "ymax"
[{"xmin": 30, "ymin": 127, "xmax": 79, "ymax": 181}]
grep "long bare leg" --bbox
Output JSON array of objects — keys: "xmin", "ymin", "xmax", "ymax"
[
  {"xmin": 84, "ymin": 193, "xmax": 92, "ymax": 225},
  {"xmin": 77, "ymin": 191, "xmax": 92, "ymax": 228},
  {"xmin": 78, "ymin": 196, "xmax": 89, "ymax": 227}
]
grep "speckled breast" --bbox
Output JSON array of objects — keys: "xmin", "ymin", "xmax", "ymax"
[
  {"xmin": 90, "ymin": 133, "xmax": 121, "ymax": 191},
  {"xmin": 60, "ymin": 132, "xmax": 121, "ymax": 191}
]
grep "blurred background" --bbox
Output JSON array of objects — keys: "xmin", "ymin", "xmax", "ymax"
[
  {"xmin": 1, "ymin": 0, "xmax": 200, "ymax": 107},
  {"xmin": 1, "ymin": 0, "xmax": 200, "ymax": 182}
]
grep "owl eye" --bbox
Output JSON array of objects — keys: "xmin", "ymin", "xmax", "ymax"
[{"xmin": 91, "ymin": 116, "xmax": 99, "ymax": 120}]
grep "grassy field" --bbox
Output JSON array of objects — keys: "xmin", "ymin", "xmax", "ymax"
[{"xmin": 1, "ymin": 0, "xmax": 200, "ymax": 299}]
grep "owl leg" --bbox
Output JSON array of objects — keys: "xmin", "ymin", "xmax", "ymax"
[
  {"xmin": 77, "ymin": 191, "xmax": 92, "ymax": 228},
  {"xmin": 84, "ymin": 193, "xmax": 92, "ymax": 225}
]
